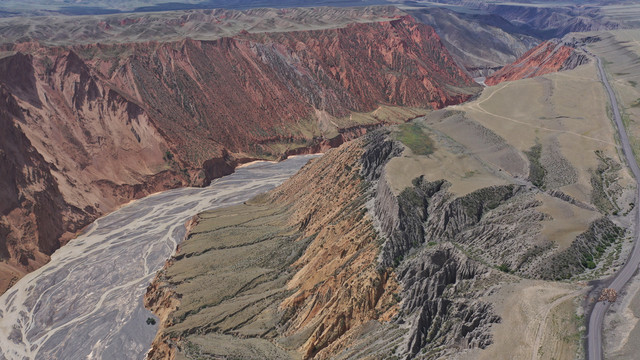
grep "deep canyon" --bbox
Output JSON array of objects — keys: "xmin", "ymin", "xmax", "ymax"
[
  {"xmin": 1, "ymin": 2, "xmax": 639, "ymax": 360},
  {"xmin": 0, "ymin": 14, "xmax": 479, "ymax": 293},
  {"xmin": 0, "ymin": 155, "xmax": 318, "ymax": 359}
]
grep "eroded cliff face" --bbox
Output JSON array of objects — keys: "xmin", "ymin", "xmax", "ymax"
[
  {"xmin": 485, "ymin": 40, "xmax": 589, "ymax": 85},
  {"xmin": 145, "ymin": 46, "xmax": 631, "ymax": 359},
  {"xmin": 0, "ymin": 16, "xmax": 479, "ymax": 293},
  {"xmin": 0, "ymin": 51, "xmax": 192, "ymax": 291},
  {"xmin": 90, "ymin": 15, "xmax": 477, "ymax": 164},
  {"xmin": 143, "ymin": 138, "xmax": 398, "ymax": 360}
]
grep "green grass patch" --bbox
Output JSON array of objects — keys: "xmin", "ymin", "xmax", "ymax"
[
  {"xmin": 395, "ymin": 123, "xmax": 435, "ymax": 156},
  {"xmin": 497, "ymin": 263, "xmax": 512, "ymax": 273},
  {"xmin": 629, "ymin": 80, "xmax": 638, "ymax": 87}
]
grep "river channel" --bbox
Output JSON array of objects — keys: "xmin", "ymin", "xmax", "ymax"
[{"xmin": 0, "ymin": 154, "xmax": 319, "ymax": 360}]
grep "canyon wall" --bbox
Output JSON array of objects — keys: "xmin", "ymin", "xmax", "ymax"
[
  {"xmin": 0, "ymin": 16, "xmax": 479, "ymax": 293},
  {"xmin": 144, "ymin": 132, "xmax": 501, "ymax": 359}
]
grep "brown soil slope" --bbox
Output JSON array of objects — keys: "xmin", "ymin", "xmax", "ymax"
[{"xmin": 0, "ymin": 16, "xmax": 478, "ymax": 293}]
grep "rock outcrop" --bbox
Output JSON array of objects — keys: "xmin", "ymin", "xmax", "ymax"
[
  {"xmin": 144, "ymin": 137, "xmax": 401, "ymax": 359},
  {"xmin": 398, "ymin": 246, "xmax": 499, "ymax": 356},
  {"xmin": 409, "ymin": 7, "xmax": 540, "ymax": 75},
  {"xmin": 485, "ymin": 39, "xmax": 589, "ymax": 85},
  {"xmin": 0, "ymin": 16, "xmax": 479, "ymax": 293},
  {"xmin": 100, "ymin": 15, "xmax": 477, "ymax": 164},
  {"xmin": 487, "ymin": 4, "xmax": 620, "ymax": 38}
]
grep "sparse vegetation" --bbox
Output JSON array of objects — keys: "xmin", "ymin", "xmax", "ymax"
[
  {"xmin": 497, "ymin": 263, "xmax": 512, "ymax": 273},
  {"xmin": 39, "ymin": 56, "xmax": 53, "ymax": 74},
  {"xmin": 590, "ymin": 151, "xmax": 622, "ymax": 215},
  {"xmin": 524, "ymin": 142, "xmax": 546, "ymax": 189},
  {"xmin": 537, "ymin": 218, "xmax": 624, "ymax": 280}
]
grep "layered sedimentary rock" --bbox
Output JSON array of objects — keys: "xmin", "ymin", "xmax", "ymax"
[
  {"xmin": 0, "ymin": 50, "xmax": 192, "ymax": 292},
  {"xmin": 409, "ymin": 7, "xmax": 539, "ymax": 75},
  {"xmin": 0, "ymin": 16, "xmax": 479, "ymax": 292},
  {"xmin": 145, "ymin": 136, "xmax": 399, "ymax": 360},
  {"xmin": 487, "ymin": 4, "xmax": 620, "ymax": 38},
  {"xmin": 485, "ymin": 40, "xmax": 589, "ymax": 85},
  {"xmin": 145, "ymin": 132, "xmax": 503, "ymax": 359}
]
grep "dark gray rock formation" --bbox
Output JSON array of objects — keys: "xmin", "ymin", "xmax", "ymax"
[{"xmin": 398, "ymin": 246, "xmax": 500, "ymax": 356}]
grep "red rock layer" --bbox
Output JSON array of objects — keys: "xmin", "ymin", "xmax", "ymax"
[
  {"xmin": 485, "ymin": 41, "xmax": 574, "ymax": 86},
  {"xmin": 0, "ymin": 51, "xmax": 195, "ymax": 292},
  {"xmin": 95, "ymin": 15, "xmax": 477, "ymax": 165},
  {"xmin": 0, "ymin": 16, "xmax": 478, "ymax": 293}
]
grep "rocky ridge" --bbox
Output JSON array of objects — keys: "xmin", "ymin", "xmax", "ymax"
[
  {"xmin": 145, "ymin": 34, "xmax": 632, "ymax": 359},
  {"xmin": 485, "ymin": 39, "xmax": 590, "ymax": 85},
  {"xmin": 144, "ymin": 132, "xmax": 502, "ymax": 359},
  {"xmin": 144, "ymin": 136, "xmax": 400, "ymax": 359},
  {"xmin": 146, "ymin": 126, "xmax": 625, "ymax": 359}
]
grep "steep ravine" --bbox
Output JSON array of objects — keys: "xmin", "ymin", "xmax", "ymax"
[{"xmin": 0, "ymin": 15, "xmax": 480, "ymax": 293}]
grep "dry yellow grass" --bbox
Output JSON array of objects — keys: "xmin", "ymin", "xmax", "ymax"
[
  {"xmin": 536, "ymin": 193, "xmax": 600, "ymax": 251},
  {"xmin": 450, "ymin": 62, "xmax": 632, "ymax": 204},
  {"xmin": 604, "ymin": 272, "xmax": 640, "ymax": 359},
  {"xmin": 332, "ymin": 106, "xmax": 428, "ymax": 129},
  {"xmin": 589, "ymin": 30, "xmax": 640, "ymax": 164},
  {"xmin": 586, "ymin": 29, "xmax": 640, "ymax": 360},
  {"xmin": 385, "ymin": 125, "xmax": 507, "ymax": 197},
  {"xmin": 384, "ymin": 40, "xmax": 638, "ymax": 360},
  {"xmin": 601, "ymin": 5, "xmax": 640, "ymax": 28}
]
